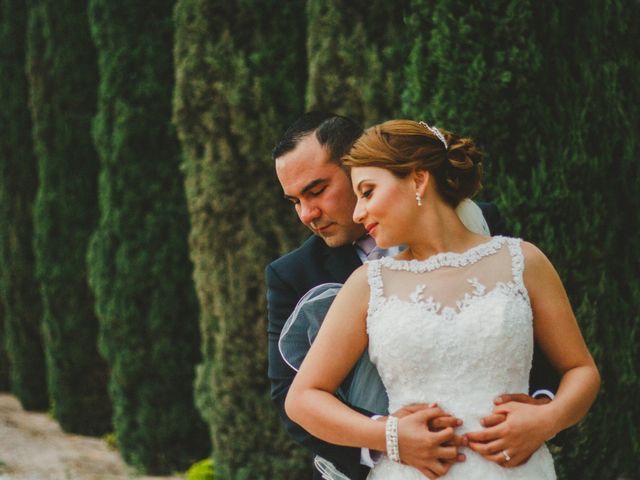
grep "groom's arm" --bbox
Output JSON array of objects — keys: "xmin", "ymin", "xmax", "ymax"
[{"xmin": 266, "ymin": 263, "xmax": 362, "ymax": 478}]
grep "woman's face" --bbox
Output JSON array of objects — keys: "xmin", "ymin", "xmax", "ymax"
[{"xmin": 351, "ymin": 166, "xmax": 417, "ymax": 248}]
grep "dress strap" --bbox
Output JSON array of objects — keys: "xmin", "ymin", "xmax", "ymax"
[
  {"xmin": 365, "ymin": 260, "xmax": 384, "ymax": 322},
  {"xmin": 506, "ymin": 238, "xmax": 530, "ymax": 302}
]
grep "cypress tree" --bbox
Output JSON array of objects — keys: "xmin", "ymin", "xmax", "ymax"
[
  {"xmin": 402, "ymin": 0, "xmax": 543, "ymax": 173},
  {"xmin": 25, "ymin": 0, "xmax": 111, "ymax": 435},
  {"xmin": 306, "ymin": 0, "xmax": 410, "ymax": 125},
  {"xmin": 87, "ymin": 0, "xmax": 209, "ymax": 472},
  {"xmin": 173, "ymin": 1, "xmax": 309, "ymax": 477},
  {"xmin": 0, "ymin": 0, "xmax": 48, "ymax": 410},
  {"xmin": 517, "ymin": 3, "xmax": 639, "ymax": 478},
  {"xmin": 403, "ymin": 1, "xmax": 639, "ymax": 477}
]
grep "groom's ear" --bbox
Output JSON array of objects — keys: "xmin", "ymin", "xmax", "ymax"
[{"xmin": 413, "ymin": 169, "xmax": 430, "ymax": 196}]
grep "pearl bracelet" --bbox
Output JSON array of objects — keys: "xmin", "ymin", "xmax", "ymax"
[{"xmin": 385, "ymin": 415, "xmax": 400, "ymax": 463}]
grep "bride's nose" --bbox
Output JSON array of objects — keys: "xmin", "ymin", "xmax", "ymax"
[{"xmin": 353, "ymin": 198, "xmax": 366, "ymax": 224}]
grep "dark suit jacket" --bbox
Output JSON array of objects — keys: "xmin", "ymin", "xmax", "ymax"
[{"xmin": 266, "ymin": 202, "xmax": 558, "ymax": 480}]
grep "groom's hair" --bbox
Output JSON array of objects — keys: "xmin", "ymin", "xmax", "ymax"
[{"xmin": 272, "ymin": 111, "xmax": 363, "ymax": 165}]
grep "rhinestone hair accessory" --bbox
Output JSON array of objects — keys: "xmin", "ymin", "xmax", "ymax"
[{"xmin": 419, "ymin": 121, "xmax": 448, "ymax": 149}]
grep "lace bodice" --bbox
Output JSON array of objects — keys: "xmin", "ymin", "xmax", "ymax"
[{"xmin": 366, "ymin": 236, "xmax": 555, "ymax": 479}]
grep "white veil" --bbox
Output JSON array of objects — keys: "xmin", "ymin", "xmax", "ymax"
[
  {"xmin": 278, "ymin": 283, "xmax": 388, "ymax": 415},
  {"xmin": 456, "ymin": 198, "xmax": 490, "ymax": 235}
]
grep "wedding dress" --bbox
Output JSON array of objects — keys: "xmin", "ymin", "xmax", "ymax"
[{"xmin": 366, "ymin": 236, "xmax": 556, "ymax": 479}]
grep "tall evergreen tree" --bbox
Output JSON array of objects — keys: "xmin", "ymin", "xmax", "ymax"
[
  {"xmin": 402, "ymin": 0, "xmax": 543, "ymax": 175},
  {"xmin": 26, "ymin": 0, "xmax": 111, "ymax": 435},
  {"xmin": 515, "ymin": 3, "xmax": 639, "ymax": 478},
  {"xmin": 173, "ymin": 1, "xmax": 308, "ymax": 477},
  {"xmin": 0, "ymin": 0, "xmax": 48, "ymax": 410},
  {"xmin": 87, "ymin": 0, "xmax": 209, "ymax": 472},
  {"xmin": 306, "ymin": 0, "xmax": 410, "ymax": 125},
  {"xmin": 402, "ymin": 1, "xmax": 639, "ymax": 477}
]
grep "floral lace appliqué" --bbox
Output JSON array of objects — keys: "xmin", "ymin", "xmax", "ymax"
[{"xmin": 409, "ymin": 284, "xmax": 426, "ymax": 303}]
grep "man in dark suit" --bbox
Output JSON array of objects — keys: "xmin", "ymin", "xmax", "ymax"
[{"xmin": 266, "ymin": 112, "xmax": 558, "ymax": 479}]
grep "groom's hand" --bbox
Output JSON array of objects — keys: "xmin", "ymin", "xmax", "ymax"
[
  {"xmin": 383, "ymin": 404, "xmax": 468, "ymax": 444},
  {"xmin": 466, "ymin": 395, "xmax": 554, "ymax": 468},
  {"xmin": 382, "ymin": 404, "xmax": 465, "ymax": 479},
  {"xmin": 495, "ymin": 393, "xmax": 552, "ymax": 406},
  {"xmin": 389, "ymin": 403, "xmax": 467, "ymax": 447},
  {"xmin": 479, "ymin": 393, "xmax": 551, "ymax": 429}
]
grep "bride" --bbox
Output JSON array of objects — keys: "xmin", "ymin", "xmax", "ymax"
[{"xmin": 285, "ymin": 120, "xmax": 600, "ymax": 479}]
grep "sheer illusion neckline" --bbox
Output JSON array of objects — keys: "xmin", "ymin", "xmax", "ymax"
[{"xmin": 377, "ymin": 236, "xmax": 507, "ymax": 273}]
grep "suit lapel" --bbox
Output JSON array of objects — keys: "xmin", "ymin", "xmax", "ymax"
[{"xmin": 324, "ymin": 243, "xmax": 362, "ymax": 284}]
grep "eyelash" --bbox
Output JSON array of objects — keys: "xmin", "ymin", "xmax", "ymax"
[
  {"xmin": 310, "ymin": 186, "xmax": 327, "ymax": 196},
  {"xmin": 288, "ymin": 185, "xmax": 327, "ymax": 205},
  {"xmin": 361, "ymin": 189, "xmax": 373, "ymax": 199}
]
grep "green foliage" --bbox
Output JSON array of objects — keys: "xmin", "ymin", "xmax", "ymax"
[
  {"xmin": 173, "ymin": 1, "xmax": 309, "ymax": 477},
  {"xmin": 403, "ymin": 1, "xmax": 639, "ymax": 477},
  {"xmin": 306, "ymin": 0, "xmax": 411, "ymax": 125},
  {"xmin": 0, "ymin": 0, "xmax": 48, "ymax": 411},
  {"xmin": 403, "ymin": 0, "xmax": 543, "ymax": 182},
  {"xmin": 86, "ymin": 0, "xmax": 209, "ymax": 472},
  {"xmin": 25, "ymin": 0, "xmax": 111, "ymax": 435},
  {"xmin": 102, "ymin": 432, "xmax": 118, "ymax": 450},
  {"xmin": 186, "ymin": 458, "xmax": 214, "ymax": 480}
]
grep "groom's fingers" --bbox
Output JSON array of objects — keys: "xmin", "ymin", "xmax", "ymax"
[
  {"xmin": 464, "ymin": 425, "xmax": 502, "ymax": 443},
  {"xmin": 418, "ymin": 468, "xmax": 438, "ymax": 480},
  {"xmin": 429, "ymin": 415, "xmax": 462, "ymax": 431},
  {"xmin": 432, "ymin": 426, "xmax": 456, "ymax": 443},
  {"xmin": 494, "ymin": 393, "xmax": 550, "ymax": 406},
  {"xmin": 447, "ymin": 434, "xmax": 469, "ymax": 447},
  {"xmin": 419, "ymin": 464, "xmax": 445, "ymax": 480},
  {"xmin": 467, "ymin": 438, "xmax": 504, "ymax": 456},
  {"xmin": 480, "ymin": 413, "xmax": 507, "ymax": 427},
  {"xmin": 412, "ymin": 406, "xmax": 449, "ymax": 424}
]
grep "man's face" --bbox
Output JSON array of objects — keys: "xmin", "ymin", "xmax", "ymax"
[{"xmin": 275, "ymin": 134, "xmax": 366, "ymax": 247}]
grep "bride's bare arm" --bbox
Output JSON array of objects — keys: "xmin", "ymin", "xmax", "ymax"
[
  {"xmin": 285, "ymin": 265, "xmax": 385, "ymax": 449},
  {"xmin": 467, "ymin": 241, "xmax": 600, "ymax": 466},
  {"xmin": 522, "ymin": 241, "xmax": 600, "ymax": 430},
  {"xmin": 285, "ymin": 265, "xmax": 460, "ymax": 478}
]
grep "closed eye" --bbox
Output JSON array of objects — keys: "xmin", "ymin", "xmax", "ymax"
[
  {"xmin": 309, "ymin": 186, "xmax": 327, "ymax": 197},
  {"xmin": 361, "ymin": 188, "xmax": 373, "ymax": 199}
]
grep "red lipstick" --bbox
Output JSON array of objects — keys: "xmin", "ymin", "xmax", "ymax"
[{"xmin": 365, "ymin": 223, "xmax": 378, "ymax": 235}]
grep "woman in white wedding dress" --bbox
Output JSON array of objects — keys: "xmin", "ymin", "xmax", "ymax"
[{"xmin": 285, "ymin": 120, "xmax": 600, "ymax": 479}]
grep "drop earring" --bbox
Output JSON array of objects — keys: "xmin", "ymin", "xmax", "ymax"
[{"xmin": 415, "ymin": 192, "xmax": 422, "ymax": 207}]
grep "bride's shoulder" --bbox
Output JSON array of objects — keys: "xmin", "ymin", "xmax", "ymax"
[
  {"xmin": 518, "ymin": 240, "xmax": 547, "ymax": 261},
  {"xmin": 345, "ymin": 263, "xmax": 371, "ymax": 287},
  {"xmin": 517, "ymin": 240, "xmax": 558, "ymax": 279},
  {"xmin": 333, "ymin": 265, "xmax": 370, "ymax": 310}
]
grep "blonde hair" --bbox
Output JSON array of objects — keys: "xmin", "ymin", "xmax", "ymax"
[{"xmin": 342, "ymin": 120, "xmax": 483, "ymax": 206}]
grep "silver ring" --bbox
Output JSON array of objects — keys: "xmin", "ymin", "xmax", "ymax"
[{"xmin": 502, "ymin": 450, "xmax": 511, "ymax": 462}]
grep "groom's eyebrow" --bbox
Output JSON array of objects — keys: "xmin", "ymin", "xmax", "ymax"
[
  {"xmin": 299, "ymin": 179, "xmax": 326, "ymax": 195},
  {"xmin": 283, "ymin": 178, "xmax": 326, "ymax": 201}
]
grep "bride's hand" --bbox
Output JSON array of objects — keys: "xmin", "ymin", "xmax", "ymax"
[
  {"xmin": 397, "ymin": 405, "xmax": 466, "ymax": 479},
  {"xmin": 390, "ymin": 403, "xmax": 466, "ymax": 436},
  {"xmin": 465, "ymin": 401, "xmax": 555, "ymax": 468}
]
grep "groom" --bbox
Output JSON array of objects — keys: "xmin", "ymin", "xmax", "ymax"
[{"xmin": 266, "ymin": 112, "xmax": 557, "ymax": 479}]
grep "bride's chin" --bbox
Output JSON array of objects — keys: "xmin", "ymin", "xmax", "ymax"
[{"xmin": 375, "ymin": 238, "xmax": 393, "ymax": 249}]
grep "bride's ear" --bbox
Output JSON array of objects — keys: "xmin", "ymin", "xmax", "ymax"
[{"xmin": 413, "ymin": 169, "xmax": 430, "ymax": 197}]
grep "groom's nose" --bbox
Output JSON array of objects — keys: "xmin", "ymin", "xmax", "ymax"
[{"xmin": 299, "ymin": 201, "xmax": 321, "ymax": 224}]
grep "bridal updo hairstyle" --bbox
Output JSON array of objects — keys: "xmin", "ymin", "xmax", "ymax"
[{"xmin": 342, "ymin": 120, "xmax": 483, "ymax": 207}]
